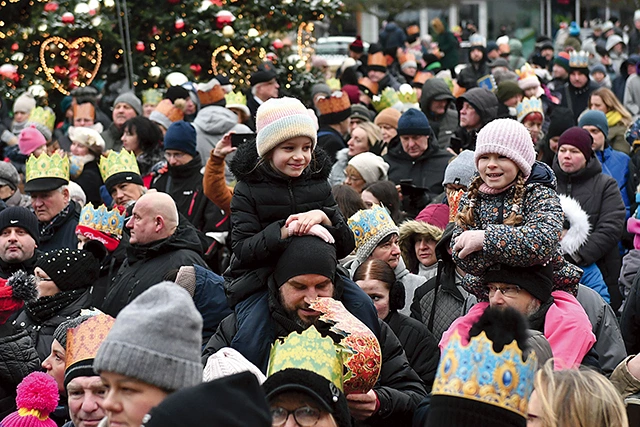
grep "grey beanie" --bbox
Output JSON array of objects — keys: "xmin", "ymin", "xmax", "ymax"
[
  {"xmin": 311, "ymin": 83, "xmax": 331, "ymax": 99},
  {"xmin": 94, "ymin": 281, "xmax": 203, "ymax": 391},
  {"xmin": 113, "ymin": 92, "xmax": 142, "ymax": 116},
  {"xmin": 443, "ymin": 150, "xmax": 477, "ymax": 187},
  {"xmin": 53, "ymin": 314, "xmax": 94, "ymax": 349}
]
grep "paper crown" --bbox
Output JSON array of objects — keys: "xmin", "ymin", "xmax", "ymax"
[
  {"xmin": 65, "ymin": 314, "xmax": 115, "ymax": 371},
  {"xmin": 569, "ymin": 50, "xmax": 589, "ymax": 68},
  {"xmin": 406, "ymin": 25, "xmax": 420, "ymax": 36},
  {"xmin": 397, "ymin": 84, "xmax": 418, "ymax": 104},
  {"xmin": 398, "ymin": 51, "xmax": 416, "ymax": 66},
  {"xmin": 357, "ymin": 77, "xmax": 379, "ymax": 98},
  {"xmin": 99, "ymin": 149, "xmax": 141, "ymax": 182},
  {"xmin": 516, "ymin": 63, "xmax": 537, "ymax": 81},
  {"xmin": 26, "ymin": 151, "xmax": 70, "ymax": 183},
  {"xmin": 469, "ymin": 33, "xmax": 486, "ymax": 47},
  {"xmin": 368, "ymin": 52, "xmax": 387, "ymax": 70},
  {"xmin": 413, "ymin": 71, "xmax": 431, "ymax": 87},
  {"xmin": 326, "ymin": 78, "xmax": 342, "ymax": 91},
  {"xmin": 197, "ymin": 79, "xmax": 226, "ymax": 106},
  {"xmin": 224, "ymin": 91, "xmax": 247, "ymax": 107},
  {"xmin": 516, "ymin": 97, "xmax": 544, "ymax": 122},
  {"xmin": 73, "ymin": 102, "xmax": 95, "ymax": 120},
  {"xmin": 78, "ymin": 203, "xmax": 125, "ymax": 237},
  {"xmin": 348, "ymin": 204, "xmax": 399, "ymax": 261},
  {"xmin": 477, "ymin": 74, "xmax": 497, "ymax": 92},
  {"xmin": 432, "ymin": 330, "xmax": 537, "ymax": 418},
  {"xmin": 154, "ymin": 99, "xmax": 186, "ymax": 123},
  {"xmin": 142, "ymin": 88, "xmax": 163, "ymax": 105},
  {"xmin": 28, "ymin": 106, "xmax": 56, "ymax": 133},
  {"xmin": 372, "ymin": 87, "xmax": 401, "ymax": 112},
  {"xmin": 317, "ymin": 91, "xmax": 351, "ymax": 116}
]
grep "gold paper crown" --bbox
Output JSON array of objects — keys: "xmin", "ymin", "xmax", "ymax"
[
  {"xmin": 198, "ymin": 83, "xmax": 226, "ymax": 106},
  {"xmin": 268, "ymin": 326, "xmax": 347, "ymax": 390},
  {"xmin": 432, "ymin": 330, "xmax": 537, "ymax": 417},
  {"xmin": 398, "ymin": 52, "xmax": 416, "ymax": 66},
  {"xmin": 397, "ymin": 84, "xmax": 418, "ymax": 104},
  {"xmin": 28, "ymin": 106, "xmax": 55, "ymax": 132},
  {"xmin": 142, "ymin": 88, "xmax": 163, "ymax": 105},
  {"xmin": 65, "ymin": 314, "xmax": 116, "ymax": 371},
  {"xmin": 326, "ymin": 78, "xmax": 341, "ymax": 91},
  {"xmin": 515, "ymin": 63, "xmax": 537, "ymax": 81},
  {"xmin": 317, "ymin": 91, "xmax": 351, "ymax": 115},
  {"xmin": 516, "ymin": 97, "xmax": 544, "ymax": 122},
  {"xmin": 154, "ymin": 99, "xmax": 186, "ymax": 123},
  {"xmin": 78, "ymin": 203, "xmax": 125, "ymax": 237},
  {"xmin": 224, "ymin": 91, "xmax": 247, "ymax": 106},
  {"xmin": 73, "ymin": 102, "xmax": 95, "ymax": 120},
  {"xmin": 357, "ymin": 77, "xmax": 379, "ymax": 97},
  {"xmin": 371, "ymin": 87, "xmax": 400, "ymax": 112},
  {"xmin": 569, "ymin": 50, "xmax": 589, "ymax": 68},
  {"xmin": 367, "ymin": 52, "xmax": 387, "ymax": 68},
  {"xmin": 99, "ymin": 149, "xmax": 141, "ymax": 182},
  {"xmin": 26, "ymin": 151, "xmax": 69, "ymax": 183}
]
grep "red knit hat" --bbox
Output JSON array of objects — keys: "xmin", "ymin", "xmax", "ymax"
[
  {"xmin": 0, "ymin": 272, "xmax": 36, "ymax": 325},
  {"xmin": 350, "ymin": 36, "xmax": 364, "ymax": 53},
  {"xmin": 557, "ymin": 127, "xmax": 594, "ymax": 161}
]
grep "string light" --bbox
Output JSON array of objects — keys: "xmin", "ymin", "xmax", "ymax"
[{"xmin": 39, "ymin": 36, "xmax": 102, "ymax": 95}]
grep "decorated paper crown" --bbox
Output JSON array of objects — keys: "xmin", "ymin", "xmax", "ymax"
[
  {"xmin": 78, "ymin": 203, "xmax": 125, "ymax": 238},
  {"xmin": 65, "ymin": 314, "xmax": 115, "ymax": 387},
  {"xmin": 317, "ymin": 91, "xmax": 351, "ymax": 116},
  {"xmin": 73, "ymin": 102, "xmax": 95, "ymax": 120},
  {"xmin": 372, "ymin": 87, "xmax": 401, "ymax": 112},
  {"xmin": 29, "ymin": 106, "xmax": 56, "ymax": 132},
  {"xmin": 569, "ymin": 50, "xmax": 589, "ymax": 68},
  {"xmin": 326, "ymin": 77, "xmax": 341, "ymax": 91},
  {"xmin": 197, "ymin": 79, "xmax": 226, "ymax": 106},
  {"xmin": 25, "ymin": 151, "xmax": 69, "ymax": 184},
  {"xmin": 348, "ymin": 204, "xmax": 399, "ymax": 262},
  {"xmin": 224, "ymin": 91, "xmax": 247, "ymax": 107},
  {"xmin": 367, "ymin": 52, "xmax": 387, "ymax": 71},
  {"xmin": 515, "ymin": 63, "xmax": 537, "ymax": 81},
  {"xmin": 477, "ymin": 74, "xmax": 497, "ymax": 92},
  {"xmin": 357, "ymin": 77, "xmax": 379, "ymax": 98},
  {"xmin": 412, "ymin": 71, "xmax": 431, "ymax": 87},
  {"xmin": 99, "ymin": 149, "xmax": 141, "ymax": 182},
  {"xmin": 141, "ymin": 88, "xmax": 163, "ymax": 105},
  {"xmin": 516, "ymin": 97, "xmax": 544, "ymax": 122},
  {"xmin": 432, "ymin": 330, "xmax": 537, "ymax": 418},
  {"xmin": 397, "ymin": 84, "xmax": 418, "ymax": 104}
]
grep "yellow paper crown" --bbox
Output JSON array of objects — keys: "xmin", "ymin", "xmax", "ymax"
[
  {"xmin": 28, "ymin": 106, "xmax": 56, "ymax": 132},
  {"xmin": 397, "ymin": 84, "xmax": 418, "ymax": 104},
  {"xmin": 99, "ymin": 149, "xmax": 141, "ymax": 182},
  {"xmin": 78, "ymin": 203, "xmax": 125, "ymax": 237},
  {"xmin": 433, "ymin": 330, "xmax": 537, "ymax": 417},
  {"xmin": 65, "ymin": 314, "xmax": 115, "ymax": 371},
  {"xmin": 326, "ymin": 78, "xmax": 341, "ymax": 91},
  {"xmin": 516, "ymin": 63, "xmax": 537, "ymax": 81},
  {"xmin": 371, "ymin": 87, "xmax": 400, "ymax": 112},
  {"xmin": 26, "ymin": 151, "xmax": 69, "ymax": 183},
  {"xmin": 516, "ymin": 97, "xmax": 544, "ymax": 122},
  {"xmin": 224, "ymin": 91, "xmax": 247, "ymax": 107},
  {"xmin": 569, "ymin": 50, "xmax": 589, "ymax": 68},
  {"xmin": 142, "ymin": 88, "xmax": 163, "ymax": 105}
]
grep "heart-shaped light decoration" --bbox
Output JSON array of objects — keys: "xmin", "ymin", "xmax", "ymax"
[
  {"xmin": 39, "ymin": 36, "xmax": 102, "ymax": 95},
  {"xmin": 211, "ymin": 45, "xmax": 266, "ymax": 86}
]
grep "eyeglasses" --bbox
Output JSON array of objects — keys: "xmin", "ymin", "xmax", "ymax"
[
  {"xmin": 164, "ymin": 151, "xmax": 187, "ymax": 161},
  {"xmin": 486, "ymin": 284, "xmax": 521, "ymax": 297},
  {"xmin": 271, "ymin": 406, "xmax": 321, "ymax": 426}
]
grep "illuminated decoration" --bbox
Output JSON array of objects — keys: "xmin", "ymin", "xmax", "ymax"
[
  {"xmin": 39, "ymin": 36, "xmax": 102, "ymax": 95},
  {"xmin": 296, "ymin": 21, "xmax": 315, "ymax": 63},
  {"xmin": 211, "ymin": 45, "xmax": 266, "ymax": 86}
]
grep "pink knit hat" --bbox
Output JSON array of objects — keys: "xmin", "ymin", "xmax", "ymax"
[
  {"xmin": 1, "ymin": 372, "xmax": 59, "ymax": 427},
  {"xmin": 474, "ymin": 118, "xmax": 535, "ymax": 177},
  {"xmin": 18, "ymin": 125, "xmax": 47, "ymax": 155}
]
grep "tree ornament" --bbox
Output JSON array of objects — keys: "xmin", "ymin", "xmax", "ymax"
[
  {"xmin": 74, "ymin": 3, "xmax": 90, "ymax": 14},
  {"xmin": 149, "ymin": 66, "xmax": 162, "ymax": 81},
  {"xmin": 190, "ymin": 63, "xmax": 202, "ymax": 76},
  {"xmin": 167, "ymin": 0, "xmax": 180, "ymax": 4},
  {"xmin": 62, "ymin": 12, "xmax": 75, "ymax": 24},
  {"xmin": 215, "ymin": 10, "xmax": 235, "ymax": 30},
  {"xmin": 136, "ymin": 41, "xmax": 145, "ymax": 52},
  {"xmin": 247, "ymin": 28, "xmax": 259, "ymax": 38},
  {"xmin": 165, "ymin": 72, "xmax": 188, "ymax": 87},
  {"xmin": 272, "ymin": 39, "xmax": 284, "ymax": 49},
  {"xmin": 103, "ymin": 0, "xmax": 114, "ymax": 7},
  {"xmin": 222, "ymin": 25, "xmax": 235, "ymax": 37},
  {"xmin": 11, "ymin": 43, "xmax": 19, "ymax": 52},
  {"xmin": 175, "ymin": 18, "xmax": 185, "ymax": 31},
  {"xmin": 91, "ymin": 16, "xmax": 102, "ymax": 26},
  {"xmin": 44, "ymin": 2, "xmax": 59, "ymax": 12}
]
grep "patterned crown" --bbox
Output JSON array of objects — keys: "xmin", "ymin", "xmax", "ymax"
[
  {"xmin": 197, "ymin": 80, "xmax": 226, "ymax": 106},
  {"xmin": 142, "ymin": 88, "xmax": 163, "ymax": 105},
  {"xmin": 65, "ymin": 314, "xmax": 115, "ymax": 371},
  {"xmin": 155, "ymin": 99, "xmax": 186, "ymax": 122},
  {"xmin": 357, "ymin": 77, "xmax": 379, "ymax": 98},
  {"xmin": 516, "ymin": 97, "xmax": 544, "ymax": 122},
  {"xmin": 569, "ymin": 50, "xmax": 589, "ymax": 68},
  {"xmin": 326, "ymin": 78, "xmax": 341, "ymax": 91},
  {"xmin": 26, "ymin": 152, "xmax": 69, "ymax": 183},
  {"xmin": 99, "ymin": 149, "xmax": 141, "ymax": 182},
  {"xmin": 397, "ymin": 84, "xmax": 418, "ymax": 104},
  {"xmin": 317, "ymin": 90, "xmax": 351, "ymax": 115},
  {"xmin": 477, "ymin": 74, "xmax": 497, "ymax": 92},
  {"xmin": 372, "ymin": 87, "xmax": 400, "ymax": 112},
  {"xmin": 268, "ymin": 326, "xmax": 347, "ymax": 391},
  {"xmin": 348, "ymin": 204, "xmax": 399, "ymax": 262},
  {"xmin": 28, "ymin": 106, "xmax": 56, "ymax": 132},
  {"xmin": 432, "ymin": 330, "xmax": 537, "ymax": 418},
  {"xmin": 79, "ymin": 203, "xmax": 125, "ymax": 238},
  {"xmin": 367, "ymin": 52, "xmax": 387, "ymax": 68},
  {"xmin": 515, "ymin": 63, "xmax": 537, "ymax": 81},
  {"xmin": 224, "ymin": 91, "xmax": 247, "ymax": 107}
]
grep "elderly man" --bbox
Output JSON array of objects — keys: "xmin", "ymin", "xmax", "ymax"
[
  {"xmin": 101, "ymin": 192, "xmax": 207, "ymax": 316},
  {"xmin": 203, "ymin": 236, "xmax": 426, "ymax": 426},
  {"xmin": 25, "ymin": 152, "xmax": 80, "ymax": 251},
  {"xmin": 101, "ymin": 92, "xmax": 141, "ymax": 152},
  {"xmin": 246, "ymin": 62, "xmax": 279, "ymax": 123},
  {"xmin": 0, "ymin": 206, "xmax": 39, "ymax": 278}
]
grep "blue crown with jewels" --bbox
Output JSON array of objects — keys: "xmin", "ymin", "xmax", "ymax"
[
  {"xmin": 432, "ymin": 330, "xmax": 537, "ymax": 418},
  {"xmin": 78, "ymin": 203, "xmax": 125, "ymax": 237},
  {"xmin": 569, "ymin": 50, "xmax": 589, "ymax": 68},
  {"xmin": 516, "ymin": 97, "xmax": 543, "ymax": 122}
]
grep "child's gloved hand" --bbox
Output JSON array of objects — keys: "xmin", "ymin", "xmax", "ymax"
[
  {"xmin": 287, "ymin": 221, "xmax": 335, "ymax": 244},
  {"xmin": 453, "ymin": 230, "xmax": 485, "ymax": 259}
]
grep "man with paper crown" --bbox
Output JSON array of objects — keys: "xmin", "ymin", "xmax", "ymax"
[
  {"xmin": 24, "ymin": 152, "xmax": 80, "ymax": 251},
  {"xmin": 99, "ymin": 149, "xmax": 146, "ymax": 209},
  {"xmin": 203, "ymin": 235, "xmax": 426, "ymax": 426},
  {"xmin": 560, "ymin": 51, "xmax": 599, "ymax": 122}
]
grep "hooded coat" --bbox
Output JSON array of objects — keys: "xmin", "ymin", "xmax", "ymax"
[
  {"xmin": 457, "ymin": 47, "xmax": 490, "ymax": 90},
  {"xmin": 378, "ymin": 22, "xmax": 407, "ymax": 50},
  {"xmin": 398, "ymin": 220, "xmax": 443, "ymax": 278},
  {"xmin": 419, "ymin": 78, "xmax": 458, "ymax": 148},
  {"xmin": 452, "ymin": 88, "xmax": 499, "ymax": 152},
  {"xmin": 561, "ymin": 79, "xmax": 599, "ymax": 123},
  {"xmin": 193, "ymin": 105, "xmax": 252, "ymax": 163}
]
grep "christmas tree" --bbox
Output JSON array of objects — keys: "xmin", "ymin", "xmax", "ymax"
[{"xmin": 0, "ymin": 0, "xmax": 345, "ymax": 106}]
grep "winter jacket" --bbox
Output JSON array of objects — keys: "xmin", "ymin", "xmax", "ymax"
[
  {"xmin": 0, "ymin": 323, "xmax": 39, "ymax": 419},
  {"xmin": 100, "ymin": 123, "xmax": 123, "ymax": 152},
  {"xmin": 508, "ymin": 39, "xmax": 527, "ymax": 71},
  {"xmin": 561, "ymin": 80, "xmax": 599, "ymax": 123},
  {"xmin": 625, "ymin": 74, "xmax": 640, "ymax": 118},
  {"xmin": 101, "ymin": 223, "xmax": 207, "ymax": 316},
  {"xmin": 457, "ymin": 50, "xmax": 490, "ymax": 90},
  {"xmin": 553, "ymin": 156, "xmax": 626, "ymax": 309},
  {"xmin": 576, "ymin": 284, "xmax": 627, "ymax": 375},
  {"xmin": 452, "ymin": 87, "xmax": 500, "ymax": 152},
  {"xmin": 453, "ymin": 162, "xmax": 582, "ymax": 300},
  {"xmin": 193, "ymin": 105, "xmax": 252, "ymax": 162},
  {"xmin": 431, "ymin": 18, "xmax": 460, "ymax": 71},
  {"xmin": 378, "ymin": 22, "xmax": 406, "ymax": 50},
  {"xmin": 385, "ymin": 311, "xmax": 439, "ymax": 389},
  {"xmin": 328, "ymin": 148, "xmax": 350, "ymax": 187},
  {"xmin": 596, "ymin": 146, "xmax": 631, "ymax": 218},
  {"xmin": 620, "ymin": 249, "xmax": 640, "ymax": 305},
  {"xmin": 609, "ymin": 119, "xmax": 630, "ymax": 155},
  {"xmin": 13, "ymin": 289, "xmax": 91, "ymax": 362},
  {"xmin": 225, "ymin": 142, "xmax": 355, "ymax": 307},
  {"xmin": 0, "ymin": 253, "xmax": 38, "ymax": 279},
  {"xmin": 38, "ymin": 201, "xmax": 81, "ymax": 252},
  {"xmin": 72, "ymin": 160, "xmax": 103, "ymax": 206},
  {"xmin": 419, "ymin": 78, "xmax": 458, "ymax": 148},
  {"xmin": 628, "ymin": 149, "xmax": 640, "ymax": 215},
  {"xmin": 619, "ymin": 269, "xmax": 640, "ymax": 354},
  {"xmin": 91, "ymin": 237, "xmax": 127, "ymax": 309},
  {"xmin": 398, "ymin": 219, "xmax": 443, "ymax": 276},
  {"xmin": 317, "ymin": 125, "xmax": 346, "ymax": 165},
  {"xmin": 203, "ymin": 150, "xmax": 233, "ymax": 216},
  {"xmin": 191, "ymin": 264, "xmax": 233, "ymax": 345},
  {"xmin": 377, "ymin": 72, "xmax": 402, "ymax": 92}
]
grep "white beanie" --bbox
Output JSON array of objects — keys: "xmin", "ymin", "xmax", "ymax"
[
  {"xmin": 203, "ymin": 347, "xmax": 266, "ymax": 384},
  {"xmin": 13, "ymin": 93, "xmax": 36, "ymax": 114},
  {"xmin": 348, "ymin": 152, "xmax": 389, "ymax": 184}
]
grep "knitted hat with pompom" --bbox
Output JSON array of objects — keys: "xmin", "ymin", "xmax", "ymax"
[
  {"xmin": 0, "ymin": 372, "xmax": 59, "ymax": 427},
  {"xmin": 474, "ymin": 118, "xmax": 535, "ymax": 178}
]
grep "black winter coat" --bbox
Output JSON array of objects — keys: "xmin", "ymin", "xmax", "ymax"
[
  {"xmin": 317, "ymin": 125, "xmax": 346, "ymax": 164},
  {"xmin": 38, "ymin": 201, "xmax": 81, "ymax": 252},
  {"xmin": 0, "ymin": 323, "xmax": 39, "ymax": 419},
  {"xmin": 560, "ymin": 80, "xmax": 599, "ymax": 123},
  {"xmin": 225, "ymin": 142, "xmax": 355, "ymax": 306},
  {"xmin": 452, "ymin": 87, "xmax": 499, "ymax": 153},
  {"xmin": 73, "ymin": 160, "xmax": 103, "ymax": 206},
  {"xmin": 457, "ymin": 60, "xmax": 490, "ymax": 90},
  {"xmin": 0, "ymin": 253, "xmax": 38, "ymax": 279},
  {"xmin": 622, "ymin": 270, "xmax": 640, "ymax": 354},
  {"xmin": 101, "ymin": 224, "xmax": 207, "ymax": 316},
  {"xmin": 419, "ymin": 78, "xmax": 457, "ymax": 148}
]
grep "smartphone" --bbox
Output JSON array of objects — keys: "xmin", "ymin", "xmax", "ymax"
[
  {"xmin": 449, "ymin": 136, "xmax": 462, "ymax": 154},
  {"xmin": 231, "ymin": 133, "xmax": 256, "ymax": 147}
]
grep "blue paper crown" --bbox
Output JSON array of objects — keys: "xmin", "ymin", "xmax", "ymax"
[
  {"xmin": 78, "ymin": 203, "xmax": 125, "ymax": 237},
  {"xmin": 477, "ymin": 74, "xmax": 497, "ymax": 92},
  {"xmin": 516, "ymin": 97, "xmax": 544, "ymax": 122},
  {"xmin": 348, "ymin": 204, "xmax": 399, "ymax": 262},
  {"xmin": 569, "ymin": 50, "xmax": 589, "ymax": 68}
]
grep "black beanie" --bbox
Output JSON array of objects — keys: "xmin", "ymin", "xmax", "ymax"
[
  {"xmin": 274, "ymin": 236, "xmax": 337, "ymax": 287},
  {"xmin": 165, "ymin": 86, "xmax": 190, "ymax": 103},
  {"xmin": 0, "ymin": 206, "xmax": 40, "ymax": 245},
  {"xmin": 546, "ymin": 107, "xmax": 576, "ymax": 139},
  {"xmin": 483, "ymin": 263, "xmax": 553, "ymax": 303},
  {"xmin": 426, "ymin": 394, "xmax": 526, "ymax": 427},
  {"xmin": 36, "ymin": 248, "xmax": 100, "ymax": 292}
]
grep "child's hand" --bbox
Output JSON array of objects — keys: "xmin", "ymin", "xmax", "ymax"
[
  {"xmin": 286, "ymin": 210, "xmax": 330, "ymax": 235},
  {"xmin": 213, "ymin": 132, "xmax": 237, "ymax": 158},
  {"xmin": 287, "ymin": 221, "xmax": 335, "ymax": 243},
  {"xmin": 453, "ymin": 230, "xmax": 485, "ymax": 259}
]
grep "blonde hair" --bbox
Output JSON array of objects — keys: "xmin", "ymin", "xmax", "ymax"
[
  {"xmin": 532, "ymin": 361, "xmax": 628, "ymax": 427},
  {"xmin": 591, "ymin": 87, "xmax": 633, "ymax": 127},
  {"xmin": 355, "ymin": 121, "xmax": 383, "ymax": 148},
  {"xmin": 344, "ymin": 164, "xmax": 364, "ymax": 181},
  {"xmin": 455, "ymin": 174, "xmax": 527, "ymax": 229}
]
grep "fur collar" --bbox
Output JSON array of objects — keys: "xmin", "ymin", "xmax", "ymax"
[{"xmin": 559, "ymin": 194, "xmax": 590, "ymax": 256}]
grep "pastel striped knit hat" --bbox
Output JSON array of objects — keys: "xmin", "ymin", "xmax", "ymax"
[
  {"xmin": 474, "ymin": 118, "xmax": 535, "ymax": 178},
  {"xmin": 255, "ymin": 97, "xmax": 318, "ymax": 157}
]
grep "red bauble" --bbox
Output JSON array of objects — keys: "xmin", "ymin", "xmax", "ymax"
[
  {"xmin": 136, "ymin": 41, "xmax": 145, "ymax": 52},
  {"xmin": 286, "ymin": 22, "xmax": 293, "ymax": 30},
  {"xmin": 190, "ymin": 63, "xmax": 202, "ymax": 76},
  {"xmin": 44, "ymin": 1, "xmax": 59, "ymax": 12},
  {"xmin": 151, "ymin": 26, "xmax": 160, "ymax": 36},
  {"xmin": 11, "ymin": 43, "xmax": 18, "ymax": 51},
  {"xmin": 175, "ymin": 18, "xmax": 185, "ymax": 31},
  {"xmin": 215, "ymin": 10, "xmax": 235, "ymax": 30},
  {"xmin": 167, "ymin": 0, "xmax": 180, "ymax": 4},
  {"xmin": 211, "ymin": 0, "xmax": 223, "ymax": 5},
  {"xmin": 61, "ymin": 12, "xmax": 75, "ymax": 24},
  {"xmin": 272, "ymin": 39, "xmax": 284, "ymax": 49}
]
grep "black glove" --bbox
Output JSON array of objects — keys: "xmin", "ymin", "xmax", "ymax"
[{"xmin": 369, "ymin": 140, "xmax": 388, "ymax": 156}]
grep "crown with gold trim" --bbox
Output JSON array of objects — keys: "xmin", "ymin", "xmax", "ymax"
[
  {"xmin": 224, "ymin": 91, "xmax": 247, "ymax": 107},
  {"xmin": 569, "ymin": 50, "xmax": 589, "ymax": 68},
  {"xmin": 25, "ymin": 152, "xmax": 69, "ymax": 183},
  {"xmin": 65, "ymin": 314, "xmax": 115, "ymax": 383},
  {"xmin": 317, "ymin": 90, "xmax": 351, "ymax": 116},
  {"xmin": 26, "ymin": 106, "xmax": 56, "ymax": 141},
  {"xmin": 516, "ymin": 97, "xmax": 544, "ymax": 122},
  {"xmin": 371, "ymin": 87, "xmax": 401, "ymax": 112},
  {"xmin": 515, "ymin": 63, "xmax": 537, "ymax": 81},
  {"xmin": 348, "ymin": 204, "xmax": 399, "ymax": 262},
  {"xmin": 432, "ymin": 330, "xmax": 537, "ymax": 418},
  {"xmin": 78, "ymin": 203, "xmax": 125, "ymax": 238},
  {"xmin": 326, "ymin": 78, "xmax": 341, "ymax": 91},
  {"xmin": 477, "ymin": 74, "xmax": 497, "ymax": 92},
  {"xmin": 357, "ymin": 77, "xmax": 379, "ymax": 98},
  {"xmin": 99, "ymin": 149, "xmax": 141, "ymax": 182}
]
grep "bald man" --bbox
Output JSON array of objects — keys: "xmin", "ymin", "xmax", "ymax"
[{"xmin": 102, "ymin": 192, "xmax": 208, "ymax": 316}]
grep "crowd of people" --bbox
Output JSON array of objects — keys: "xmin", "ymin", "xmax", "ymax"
[{"xmin": 5, "ymin": 11, "xmax": 640, "ymax": 427}]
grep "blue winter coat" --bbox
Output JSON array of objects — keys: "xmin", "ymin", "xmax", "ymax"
[
  {"xmin": 596, "ymin": 146, "xmax": 631, "ymax": 218},
  {"xmin": 580, "ymin": 263, "xmax": 611, "ymax": 303},
  {"xmin": 192, "ymin": 264, "xmax": 233, "ymax": 345}
]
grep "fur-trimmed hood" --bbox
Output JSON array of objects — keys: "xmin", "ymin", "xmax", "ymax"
[
  {"xmin": 398, "ymin": 220, "xmax": 444, "ymax": 274},
  {"xmin": 559, "ymin": 194, "xmax": 591, "ymax": 256},
  {"xmin": 229, "ymin": 138, "xmax": 333, "ymax": 183}
]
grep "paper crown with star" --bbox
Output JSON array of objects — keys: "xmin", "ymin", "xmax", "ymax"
[
  {"xmin": 224, "ymin": 91, "xmax": 247, "ymax": 107},
  {"xmin": 516, "ymin": 97, "xmax": 544, "ymax": 122}
]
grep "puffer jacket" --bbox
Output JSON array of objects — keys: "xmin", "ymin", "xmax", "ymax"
[
  {"xmin": 378, "ymin": 22, "xmax": 407, "ymax": 50},
  {"xmin": 101, "ymin": 223, "xmax": 207, "ymax": 316},
  {"xmin": 193, "ymin": 105, "xmax": 252, "ymax": 163},
  {"xmin": 596, "ymin": 146, "xmax": 631, "ymax": 218},
  {"xmin": 0, "ymin": 323, "xmax": 39, "ymax": 419},
  {"xmin": 553, "ymin": 156, "xmax": 626, "ymax": 309},
  {"xmin": 328, "ymin": 147, "xmax": 350, "ymax": 187},
  {"xmin": 419, "ymin": 78, "xmax": 458, "ymax": 148},
  {"xmin": 225, "ymin": 142, "xmax": 355, "ymax": 306},
  {"xmin": 452, "ymin": 87, "xmax": 499, "ymax": 152},
  {"xmin": 453, "ymin": 162, "xmax": 583, "ymax": 300}
]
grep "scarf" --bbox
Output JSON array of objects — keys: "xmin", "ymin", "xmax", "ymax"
[
  {"xmin": 606, "ymin": 110, "xmax": 623, "ymax": 127},
  {"xmin": 526, "ymin": 297, "xmax": 554, "ymax": 332},
  {"xmin": 25, "ymin": 288, "xmax": 86, "ymax": 324},
  {"xmin": 478, "ymin": 180, "xmax": 517, "ymax": 195},
  {"xmin": 39, "ymin": 203, "xmax": 73, "ymax": 243}
]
